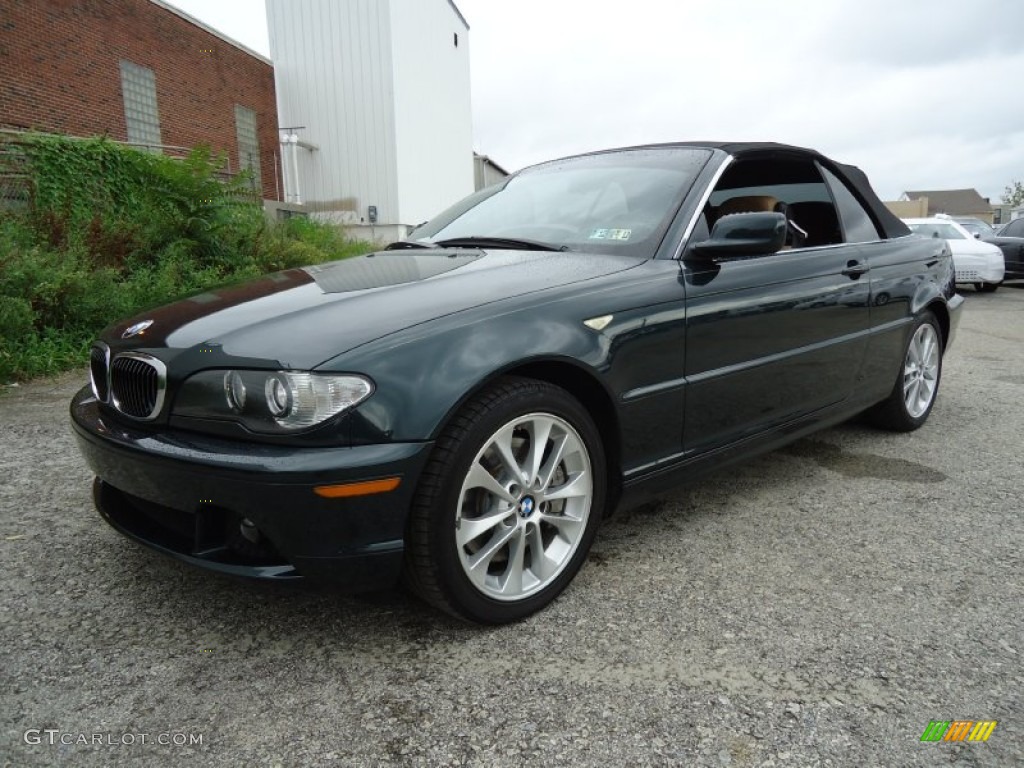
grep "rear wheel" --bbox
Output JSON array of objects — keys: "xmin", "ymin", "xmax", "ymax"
[
  {"xmin": 865, "ymin": 311, "xmax": 942, "ymax": 432},
  {"xmin": 404, "ymin": 377, "xmax": 606, "ymax": 623}
]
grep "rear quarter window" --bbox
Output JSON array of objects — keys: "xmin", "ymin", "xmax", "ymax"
[{"xmin": 821, "ymin": 167, "xmax": 882, "ymax": 243}]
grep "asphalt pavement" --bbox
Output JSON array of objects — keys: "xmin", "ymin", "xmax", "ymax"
[{"xmin": 2, "ymin": 286, "xmax": 1022, "ymax": 767}]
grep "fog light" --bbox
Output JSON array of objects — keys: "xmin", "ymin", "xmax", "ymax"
[{"xmin": 239, "ymin": 517, "xmax": 260, "ymax": 544}]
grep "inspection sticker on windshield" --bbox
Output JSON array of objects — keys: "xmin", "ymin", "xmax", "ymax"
[{"xmin": 589, "ymin": 228, "xmax": 632, "ymax": 241}]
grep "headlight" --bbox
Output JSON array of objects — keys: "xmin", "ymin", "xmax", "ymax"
[
  {"xmin": 174, "ymin": 370, "xmax": 373, "ymax": 433},
  {"xmin": 224, "ymin": 371, "xmax": 247, "ymax": 411}
]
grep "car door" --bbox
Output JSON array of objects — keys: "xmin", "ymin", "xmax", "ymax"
[
  {"xmin": 993, "ymin": 218, "xmax": 1024, "ymax": 278},
  {"xmin": 681, "ymin": 158, "xmax": 872, "ymax": 453},
  {"xmin": 817, "ymin": 164, "xmax": 949, "ymax": 401}
]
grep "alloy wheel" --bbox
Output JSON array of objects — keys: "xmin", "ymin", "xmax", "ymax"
[
  {"xmin": 454, "ymin": 412, "xmax": 593, "ymax": 602},
  {"xmin": 903, "ymin": 323, "xmax": 940, "ymax": 418}
]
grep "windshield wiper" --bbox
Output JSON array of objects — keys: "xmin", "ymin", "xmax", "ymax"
[
  {"xmin": 384, "ymin": 240, "xmax": 438, "ymax": 250},
  {"xmin": 432, "ymin": 236, "xmax": 568, "ymax": 252}
]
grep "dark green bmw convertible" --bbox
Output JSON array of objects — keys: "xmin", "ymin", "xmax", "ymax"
[{"xmin": 72, "ymin": 142, "xmax": 963, "ymax": 623}]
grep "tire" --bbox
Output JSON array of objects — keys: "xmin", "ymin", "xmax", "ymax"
[
  {"xmin": 865, "ymin": 311, "xmax": 943, "ymax": 432},
  {"xmin": 404, "ymin": 377, "xmax": 606, "ymax": 624},
  {"xmin": 975, "ymin": 282, "xmax": 999, "ymax": 293}
]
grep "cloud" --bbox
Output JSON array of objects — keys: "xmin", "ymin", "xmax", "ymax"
[
  {"xmin": 164, "ymin": 0, "xmax": 1024, "ymax": 203},
  {"xmin": 814, "ymin": 0, "xmax": 1022, "ymax": 68},
  {"xmin": 459, "ymin": 0, "xmax": 1024, "ymax": 201}
]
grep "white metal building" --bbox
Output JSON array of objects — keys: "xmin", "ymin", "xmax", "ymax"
[{"xmin": 266, "ymin": 0, "xmax": 474, "ymax": 241}]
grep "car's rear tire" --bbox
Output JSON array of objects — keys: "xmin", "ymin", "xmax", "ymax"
[
  {"xmin": 864, "ymin": 311, "xmax": 942, "ymax": 432},
  {"xmin": 975, "ymin": 282, "xmax": 999, "ymax": 293},
  {"xmin": 404, "ymin": 377, "xmax": 606, "ymax": 624}
]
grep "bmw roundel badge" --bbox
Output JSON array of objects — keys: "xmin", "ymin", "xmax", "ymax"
[
  {"xmin": 122, "ymin": 319, "xmax": 154, "ymax": 339},
  {"xmin": 519, "ymin": 496, "xmax": 535, "ymax": 518}
]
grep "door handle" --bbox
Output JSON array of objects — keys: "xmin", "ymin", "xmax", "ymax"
[{"xmin": 842, "ymin": 261, "xmax": 870, "ymax": 278}]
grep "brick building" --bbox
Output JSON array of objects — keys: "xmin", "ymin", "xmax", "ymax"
[{"xmin": 0, "ymin": 0, "xmax": 280, "ymax": 200}]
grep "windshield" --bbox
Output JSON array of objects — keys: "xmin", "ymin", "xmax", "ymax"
[
  {"xmin": 954, "ymin": 218, "xmax": 994, "ymax": 237},
  {"xmin": 908, "ymin": 222, "xmax": 967, "ymax": 240},
  {"xmin": 413, "ymin": 148, "xmax": 712, "ymax": 257}
]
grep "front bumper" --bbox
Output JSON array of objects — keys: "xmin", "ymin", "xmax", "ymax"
[
  {"xmin": 70, "ymin": 387, "xmax": 433, "ymax": 590},
  {"xmin": 953, "ymin": 252, "xmax": 1005, "ymax": 285}
]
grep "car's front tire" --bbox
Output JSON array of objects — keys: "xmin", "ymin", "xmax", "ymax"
[
  {"xmin": 975, "ymin": 282, "xmax": 1000, "ymax": 293},
  {"xmin": 404, "ymin": 377, "xmax": 606, "ymax": 624},
  {"xmin": 865, "ymin": 311, "xmax": 943, "ymax": 432}
]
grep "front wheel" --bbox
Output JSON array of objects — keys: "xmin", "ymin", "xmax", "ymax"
[
  {"xmin": 404, "ymin": 377, "xmax": 606, "ymax": 623},
  {"xmin": 865, "ymin": 311, "xmax": 943, "ymax": 432},
  {"xmin": 975, "ymin": 282, "xmax": 999, "ymax": 293}
]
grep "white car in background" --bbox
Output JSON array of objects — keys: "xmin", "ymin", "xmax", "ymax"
[{"xmin": 903, "ymin": 215, "xmax": 1005, "ymax": 292}]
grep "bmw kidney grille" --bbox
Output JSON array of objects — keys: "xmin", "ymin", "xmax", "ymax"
[
  {"xmin": 91, "ymin": 348, "xmax": 167, "ymax": 420},
  {"xmin": 89, "ymin": 343, "xmax": 110, "ymax": 402}
]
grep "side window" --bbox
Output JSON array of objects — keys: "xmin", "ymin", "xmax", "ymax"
[
  {"xmin": 1004, "ymin": 218, "xmax": 1024, "ymax": 237},
  {"xmin": 821, "ymin": 166, "xmax": 881, "ymax": 243},
  {"xmin": 703, "ymin": 158, "xmax": 844, "ymax": 249}
]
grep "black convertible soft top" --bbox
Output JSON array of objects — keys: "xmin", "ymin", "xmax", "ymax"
[
  {"xmin": 681, "ymin": 141, "xmax": 911, "ymax": 240},
  {"xmin": 833, "ymin": 161, "xmax": 911, "ymax": 239},
  {"xmin": 570, "ymin": 140, "xmax": 911, "ymax": 241}
]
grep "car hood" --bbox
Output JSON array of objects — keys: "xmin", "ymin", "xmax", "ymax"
[
  {"xmin": 947, "ymin": 239, "xmax": 1003, "ymax": 257},
  {"xmin": 105, "ymin": 249, "xmax": 643, "ymax": 369}
]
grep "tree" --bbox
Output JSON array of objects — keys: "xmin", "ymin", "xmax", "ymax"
[{"xmin": 1003, "ymin": 180, "xmax": 1024, "ymax": 207}]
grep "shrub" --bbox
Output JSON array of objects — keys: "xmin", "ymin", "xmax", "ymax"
[{"xmin": 0, "ymin": 133, "xmax": 373, "ymax": 382}]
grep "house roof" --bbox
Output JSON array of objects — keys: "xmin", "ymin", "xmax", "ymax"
[{"xmin": 901, "ymin": 188, "xmax": 992, "ymax": 216}]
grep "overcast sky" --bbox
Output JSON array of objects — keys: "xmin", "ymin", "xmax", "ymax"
[{"xmin": 165, "ymin": 0, "xmax": 1023, "ymax": 202}]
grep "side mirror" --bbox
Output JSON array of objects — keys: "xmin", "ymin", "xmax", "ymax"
[
  {"xmin": 689, "ymin": 212, "xmax": 787, "ymax": 259},
  {"xmin": 973, "ymin": 232, "xmax": 981, "ymax": 239}
]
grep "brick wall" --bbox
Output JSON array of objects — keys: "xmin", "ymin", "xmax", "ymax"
[{"xmin": 0, "ymin": 0, "xmax": 280, "ymax": 199}]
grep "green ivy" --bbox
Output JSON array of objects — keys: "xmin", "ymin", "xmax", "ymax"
[{"xmin": 0, "ymin": 134, "xmax": 373, "ymax": 382}]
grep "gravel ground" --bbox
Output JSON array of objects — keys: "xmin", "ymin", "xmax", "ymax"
[{"xmin": 2, "ymin": 287, "xmax": 1022, "ymax": 767}]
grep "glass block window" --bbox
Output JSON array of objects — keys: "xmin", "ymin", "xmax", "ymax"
[
  {"xmin": 119, "ymin": 61, "xmax": 162, "ymax": 148},
  {"xmin": 234, "ymin": 105, "xmax": 262, "ymax": 191}
]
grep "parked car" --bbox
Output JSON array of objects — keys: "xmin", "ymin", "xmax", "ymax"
[
  {"xmin": 988, "ymin": 218, "xmax": 1024, "ymax": 280},
  {"xmin": 72, "ymin": 142, "xmax": 963, "ymax": 623},
  {"xmin": 995, "ymin": 218, "xmax": 1024, "ymax": 237},
  {"xmin": 903, "ymin": 216, "xmax": 1005, "ymax": 291}
]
